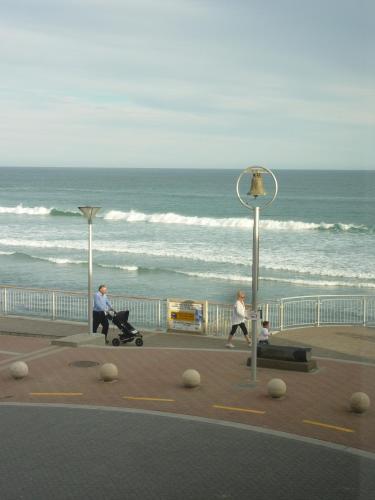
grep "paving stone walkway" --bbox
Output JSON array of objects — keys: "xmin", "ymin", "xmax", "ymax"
[{"xmin": 1, "ymin": 317, "xmax": 374, "ymax": 499}]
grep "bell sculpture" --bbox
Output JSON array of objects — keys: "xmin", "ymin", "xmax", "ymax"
[{"xmin": 248, "ymin": 171, "xmax": 266, "ymax": 198}]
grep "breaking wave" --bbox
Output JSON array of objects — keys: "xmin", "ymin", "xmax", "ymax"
[
  {"xmin": 0, "ymin": 204, "xmax": 80, "ymax": 217},
  {"xmin": 0, "ymin": 250, "xmax": 137, "ymax": 271},
  {"xmin": 97, "ymin": 263, "xmax": 138, "ymax": 271},
  {"xmin": 1, "ymin": 247, "xmax": 373, "ymax": 288},
  {"xmin": 0, "ymin": 205, "xmax": 370, "ymax": 233},
  {"xmin": 260, "ymin": 262, "xmax": 375, "ymax": 281},
  {"xmin": 174, "ymin": 270, "xmax": 375, "ymax": 289},
  {"xmin": 103, "ymin": 210, "xmax": 370, "ymax": 233},
  {"xmin": 0, "ymin": 237, "xmax": 374, "ymax": 280}
]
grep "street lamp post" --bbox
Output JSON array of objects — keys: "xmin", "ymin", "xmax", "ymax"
[
  {"xmin": 78, "ymin": 206, "xmax": 101, "ymax": 334},
  {"xmin": 236, "ymin": 167, "xmax": 278, "ymax": 383}
]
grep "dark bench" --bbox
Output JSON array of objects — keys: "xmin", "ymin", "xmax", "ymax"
[
  {"xmin": 257, "ymin": 345, "xmax": 312, "ymax": 362},
  {"xmin": 247, "ymin": 344, "xmax": 317, "ymax": 372}
]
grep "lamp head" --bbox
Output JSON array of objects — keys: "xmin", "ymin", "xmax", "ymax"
[{"xmin": 78, "ymin": 206, "xmax": 101, "ymax": 223}]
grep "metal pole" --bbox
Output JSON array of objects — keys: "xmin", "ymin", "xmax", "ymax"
[
  {"xmin": 78, "ymin": 206, "xmax": 100, "ymax": 334},
  {"xmin": 235, "ymin": 166, "xmax": 278, "ymax": 385},
  {"xmin": 251, "ymin": 206, "xmax": 260, "ymax": 382},
  {"xmin": 88, "ymin": 220, "xmax": 93, "ymax": 334}
]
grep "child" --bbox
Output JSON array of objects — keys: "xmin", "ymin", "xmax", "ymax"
[{"xmin": 258, "ymin": 320, "xmax": 271, "ymax": 344}]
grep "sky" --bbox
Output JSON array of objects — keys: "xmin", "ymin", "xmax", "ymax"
[{"xmin": 0, "ymin": 0, "xmax": 374, "ymax": 169}]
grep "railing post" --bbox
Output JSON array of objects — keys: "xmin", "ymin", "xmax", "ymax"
[
  {"xmin": 264, "ymin": 302, "xmax": 269, "ymax": 321},
  {"xmin": 316, "ymin": 297, "xmax": 320, "ymax": 327},
  {"xmin": 279, "ymin": 300, "xmax": 284, "ymax": 331},
  {"xmin": 4, "ymin": 287, "xmax": 8, "ymax": 316},
  {"xmin": 203, "ymin": 301, "xmax": 208, "ymax": 335},
  {"xmin": 363, "ymin": 296, "xmax": 367, "ymax": 327},
  {"xmin": 52, "ymin": 291, "xmax": 56, "ymax": 320},
  {"xmin": 166, "ymin": 299, "xmax": 171, "ymax": 332},
  {"xmin": 157, "ymin": 299, "xmax": 161, "ymax": 329},
  {"xmin": 216, "ymin": 305, "xmax": 219, "ymax": 336}
]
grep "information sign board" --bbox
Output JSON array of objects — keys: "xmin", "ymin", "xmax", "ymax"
[{"xmin": 167, "ymin": 300, "xmax": 205, "ymax": 333}]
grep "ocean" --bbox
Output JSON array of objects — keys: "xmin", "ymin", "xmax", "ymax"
[{"xmin": 0, "ymin": 167, "xmax": 374, "ymax": 304}]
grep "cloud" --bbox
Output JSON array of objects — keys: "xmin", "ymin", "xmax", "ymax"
[{"xmin": 0, "ymin": 0, "xmax": 374, "ymax": 168}]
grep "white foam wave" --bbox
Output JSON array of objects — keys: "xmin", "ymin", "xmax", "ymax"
[
  {"xmin": 45, "ymin": 257, "xmax": 137, "ymax": 271},
  {"xmin": 175, "ymin": 270, "xmax": 252, "ymax": 282},
  {"xmin": 0, "ymin": 204, "xmax": 51, "ymax": 215},
  {"xmin": 103, "ymin": 210, "xmax": 368, "ymax": 232},
  {"xmin": 104, "ymin": 209, "xmax": 249, "ymax": 228},
  {"xmin": 0, "ymin": 238, "xmax": 85, "ymax": 251},
  {"xmin": 2, "ymin": 242, "xmax": 372, "ymax": 288},
  {"xmin": 0, "ymin": 238, "xmax": 237, "ymax": 264},
  {"xmin": 0, "ymin": 237, "xmax": 374, "ymax": 280},
  {"xmin": 175, "ymin": 271, "xmax": 375, "ymax": 289},
  {"xmin": 98, "ymin": 264, "xmax": 138, "ymax": 271},
  {"xmin": 46, "ymin": 257, "xmax": 85, "ymax": 265},
  {"xmin": 0, "ymin": 248, "xmax": 139, "ymax": 271},
  {"xmin": 263, "ymin": 276, "xmax": 375, "ymax": 289},
  {"xmin": 262, "ymin": 263, "xmax": 375, "ymax": 281},
  {"xmin": 0, "ymin": 204, "xmax": 81, "ymax": 217},
  {"xmin": 0, "ymin": 204, "xmax": 368, "ymax": 233}
]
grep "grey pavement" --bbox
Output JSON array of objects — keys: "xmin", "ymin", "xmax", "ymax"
[
  {"xmin": 1, "ymin": 404, "xmax": 374, "ymax": 500},
  {"xmin": 0, "ymin": 315, "xmax": 87, "ymax": 338},
  {"xmin": 1, "ymin": 315, "xmax": 375, "ymax": 364}
]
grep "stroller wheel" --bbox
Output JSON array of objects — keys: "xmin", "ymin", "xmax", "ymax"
[
  {"xmin": 135, "ymin": 338, "xmax": 144, "ymax": 347},
  {"xmin": 112, "ymin": 338, "xmax": 120, "ymax": 347}
]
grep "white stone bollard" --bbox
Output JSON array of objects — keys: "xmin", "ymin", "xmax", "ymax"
[
  {"xmin": 350, "ymin": 392, "xmax": 370, "ymax": 414},
  {"xmin": 267, "ymin": 378, "xmax": 287, "ymax": 398},
  {"xmin": 10, "ymin": 361, "xmax": 29, "ymax": 380},
  {"xmin": 100, "ymin": 363, "xmax": 118, "ymax": 382},
  {"xmin": 182, "ymin": 369, "xmax": 201, "ymax": 388}
]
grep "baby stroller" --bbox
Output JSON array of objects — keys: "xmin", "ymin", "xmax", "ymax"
[{"xmin": 109, "ymin": 310, "xmax": 144, "ymax": 347}]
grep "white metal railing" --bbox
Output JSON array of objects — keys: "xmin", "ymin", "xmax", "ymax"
[
  {"xmin": 265, "ymin": 295, "xmax": 375, "ymax": 332},
  {"xmin": 0, "ymin": 285, "xmax": 374, "ymax": 336},
  {"xmin": 0, "ymin": 285, "xmax": 165, "ymax": 330}
]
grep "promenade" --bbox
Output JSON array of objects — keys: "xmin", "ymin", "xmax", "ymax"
[{"xmin": 1, "ymin": 315, "xmax": 374, "ymax": 499}]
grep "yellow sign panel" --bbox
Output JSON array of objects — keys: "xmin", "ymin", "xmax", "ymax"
[{"xmin": 170, "ymin": 311, "xmax": 195, "ymax": 322}]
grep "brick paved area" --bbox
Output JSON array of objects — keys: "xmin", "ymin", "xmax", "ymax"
[
  {"xmin": 1, "ymin": 320, "xmax": 374, "ymax": 500},
  {"xmin": 1, "ymin": 323, "xmax": 374, "ymax": 453}
]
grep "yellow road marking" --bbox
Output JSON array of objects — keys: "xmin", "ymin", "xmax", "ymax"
[
  {"xmin": 123, "ymin": 396, "xmax": 175, "ymax": 402},
  {"xmin": 213, "ymin": 404, "xmax": 265, "ymax": 415},
  {"xmin": 303, "ymin": 419, "xmax": 354, "ymax": 433},
  {"xmin": 30, "ymin": 392, "xmax": 83, "ymax": 397}
]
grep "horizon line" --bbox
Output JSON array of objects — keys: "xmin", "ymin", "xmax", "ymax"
[{"xmin": 0, "ymin": 165, "xmax": 374, "ymax": 171}]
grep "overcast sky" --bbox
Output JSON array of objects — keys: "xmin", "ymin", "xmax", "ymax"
[{"xmin": 0, "ymin": 0, "xmax": 374, "ymax": 169}]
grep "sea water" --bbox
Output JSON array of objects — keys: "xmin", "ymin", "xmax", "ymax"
[{"xmin": 0, "ymin": 167, "xmax": 374, "ymax": 304}]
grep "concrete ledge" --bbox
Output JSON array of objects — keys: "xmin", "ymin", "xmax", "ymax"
[{"xmin": 51, "ymin": 333, "xmax": 102, "ymax": 348}]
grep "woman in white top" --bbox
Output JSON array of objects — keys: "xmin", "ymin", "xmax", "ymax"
[{"xmin": 226, "ymin": 291, "xmax": 251, "ymax": 348}]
